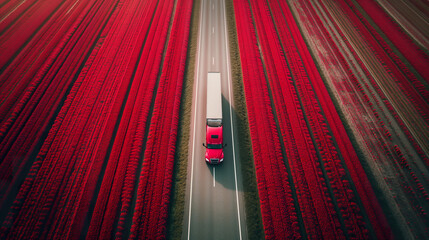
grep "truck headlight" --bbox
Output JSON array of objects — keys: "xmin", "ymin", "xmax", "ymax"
[
  {"xmin": 205, "ymin": 158, "xmax": 209, "ymax": 162},
  {"xmin": 220, "ymin": 158, "xmax": 224, "ymax": 162}
]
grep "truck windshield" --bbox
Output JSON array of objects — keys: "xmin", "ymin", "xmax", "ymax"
[{"xmin": 207, "ymin": 144, "xmax": 222, "ymax": 149}]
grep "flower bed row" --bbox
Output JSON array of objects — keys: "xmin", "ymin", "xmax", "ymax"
[
  {"xmin": 0, "ymin": 0, "xmax": 117, "ymax": 214},
  {"xmin": 2, "ymin": 0, "xmax": 145, "ymax": 235},
  {"xmin": 319, "ymin": 0, "xmax": 429, "ymax": 171},
  {"xmin": 248, "ymin": 0, "xmax": 343, "ymax": 238},
  {"xmin": 268, "ymin": 0, "xmax": 370, "ymax": 237},
  {"xmin": 293, "ymin": 0, "xmax": 428, "ymax": 238},
  {"xmin": 84, "ymin": 0, "xmax": 174, "ymax": 239},
  {"xmin": 344, "ymin": 0, "xmax": 429, "ymax": 116},
  {"xmin": 310, "ymin": 0, "xmax": 428, "ymax": 202},
  {"xmin": 0, "ymin": 0, "xmax": 179, "ymax": 238},
  {"xmin": 128, "ymin": 0, "xmax": 192, "ymax": 238},
  {"xmin": 296, "ymin": 0, "xmax": 428, "ymax": 237},
  {"xmin": 314, "ymin": 0, "xmax": 429, "ymax": 168},
  {"xmin": 353, "ymin": 0, "xmax": 429, "ymax": 82},
  {"xmin": 313, "ymin": 1, "xmax": 429, "ymax": 173},
  {"xmin": 234, "ymin": 0, "xmax": 393, "ymax": 238},
  {"xmin": 233, "ymin": 0, "xmax": 300, "ymax": 238},
  {"xmin": 331, "ymin": 0, "xmax": 429, "ymax": 125},
  {"xmin": 0, "ymin": 0, "xmax": 64, "ymax": 70}
]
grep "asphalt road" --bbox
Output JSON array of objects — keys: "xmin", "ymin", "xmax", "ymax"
[{"xmin": 182, "ymin": 0, "xmax": 247, "ymax": 239}]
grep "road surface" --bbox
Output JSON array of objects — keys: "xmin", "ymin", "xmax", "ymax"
[{"xmin": 182, "ymin": 0, "xmax": 247, "ymax": 239}]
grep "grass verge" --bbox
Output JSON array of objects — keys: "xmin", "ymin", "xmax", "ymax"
[
  {"xmin": 226, "ymin": 0, "xmax": 264, "ymax": 239},
  {"xmin": 167, "ymin": 0, "xmax": 200, "ymax": 238}
]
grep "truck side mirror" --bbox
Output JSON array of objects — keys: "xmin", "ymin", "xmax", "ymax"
[
  {"xmin": 223, "ymin": 143, "xmax": 227, "ymax": 148},
  {"xmin": 202, "ymin": 143, "xmax": 206, "ymax": 148}
]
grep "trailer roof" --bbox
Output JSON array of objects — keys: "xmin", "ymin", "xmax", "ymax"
[{"xmin": 206, "ymin": 72, "xmax": 222, "ymax": 120}]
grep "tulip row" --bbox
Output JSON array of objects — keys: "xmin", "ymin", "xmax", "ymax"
[
  {"xmin": 314, "ymin": 1, "xmax": 429, "ymax": 177},
  {"xmin": 266, "ymin": 0, "xmax": 384, "ymax": 238},
  {"xmin": 332, "ymin": 0, "xmax": 429, "ymax": 125},
  {"xmin": 267, "ymin": 0, "xmax": 369, "ymax": 236},
  {"xmin": 128, "ymin": 0, "xmax": 192, "ymax": 238},
  {"xmin": 316, "ymin": 0, "xmax": 429, "ymax": 193},
  {"xmin": 0, "ymin": 0, "xmax": 115, "ymax": 206},
  {"xmin": 336, "ymin": 0, "xmax": 429, "ymax": 166},
  {"xmin": 349, "ymin": 0, "xmax": 429, "ymax": 120},
  {"xmin": 233, "ymin": 0, "xmax": 301, "ymax": 238},
  {"xmin": 292, "ymin": 0, "xmax": 428, "ymax": 237},
  {"xmin": 0, "ymin": 0, "xmax": 186, "ymax": 238},
  {"xmin": 234, "ymin": 0, "xmax": 393, "ymax": 238},
  {"xmin": 249, "ymin": 0, "xmax": 344, "ymax": 238},
  {"xmin": 352, "ymin": 0, "xmax": 429, "ymax": 82},
  {"xmin": 314, "ymin": 0, "xmax": 429, "ymax": 167},
  {"xmin": 303, "ymin": 0, "xmax": 429, "ymax": 221},
  {"xmin": 85, "ymin": 0, "xmax": 176, "ymax": 239}
]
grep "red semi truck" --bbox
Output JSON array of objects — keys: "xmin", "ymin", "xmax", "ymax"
[{"xmin": 203, "ymin": 72, "xmax": 226, "ymax": 164}]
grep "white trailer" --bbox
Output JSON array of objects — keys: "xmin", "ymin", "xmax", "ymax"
[{"xmin": 206, "ymin": 72, "xmax": 222, "ymax": 127}]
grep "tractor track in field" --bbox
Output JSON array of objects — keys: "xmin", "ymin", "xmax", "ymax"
[
  {"xmin": 305, "ymin": 0, "xmax": 429, "ymax": 238},
  {"xmin": 322, "ymin": 1, "xmax": 429, "ymax": 158}
]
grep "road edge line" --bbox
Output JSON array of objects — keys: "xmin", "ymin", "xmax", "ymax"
[
  {"xmin": 187, "ymin": 0, "xmax": 204, "ymax": 239},
  {"xmin": 222, "ymin": 0, "xmax": 242, "ymax": 239}
]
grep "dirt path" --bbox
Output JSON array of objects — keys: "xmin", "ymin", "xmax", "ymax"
[
  {"xmin": 322, "ymin": 1, "xmax": 429, "ymax": 157},
  {"xmin": 290, "ymin": 0, "xmax": 429, "ymax": 238},
  {"xmin": 377, "ymin": 0, "xmax": 429, "ymax": 50}
]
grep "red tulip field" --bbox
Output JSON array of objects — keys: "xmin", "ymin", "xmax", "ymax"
[
  {"xmin": 0, "ymin": 0, "xmax": 428, "ymax": 239},
  {"xmin": 233, "ymin": 0, "xmax": 428, "ymax": 239},
  {"xmin": 0, "ymin": 0, "xmax": 192, "ymax": 238}
]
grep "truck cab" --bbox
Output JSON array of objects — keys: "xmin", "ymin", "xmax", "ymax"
[
  {"xmin": 204, "ymin": 122, "xmax": 224, "ymax": 164},
  {"xmin": 203, "ymin": 72, "xmax": 225, "ymax": 164}
]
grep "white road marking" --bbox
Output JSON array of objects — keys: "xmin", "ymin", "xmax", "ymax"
[
  {"xmin": 188, "ymin": 0, "xmax": 242, "ymax": 239},
  {"xmin": 213, "ymin": 167, "xmax": 216, "ymax": 187},
  {"xmin": 212, "ymin": 57, "xmax": 214, "ymax": 65},
  {"xmin": 66, "ymin": 0, "xmax": 80, "ymax": 15},
  {"xmin": 212, "ymin": 27, "xmax": 214, "ymax": 33},
  {"xmin": 222, "ymin": 0, "xmax": 242, "ymax": 238},
  {"xmin": 1, "ymin": 0, "xmax": 27, "ymax": 23},
  {"xmin": 187, "ymin": 0, "xmax": 205, "ymax": 238}
]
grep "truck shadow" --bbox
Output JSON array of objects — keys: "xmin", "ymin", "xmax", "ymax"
[{"xmin": 205, "ymin": 95, "xmax": 250, "ymax": 193}]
